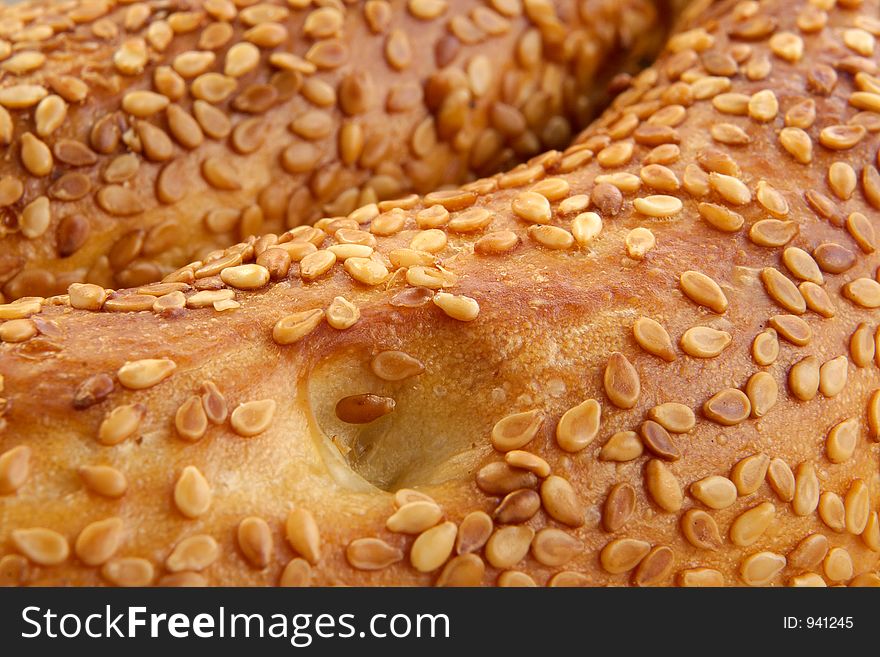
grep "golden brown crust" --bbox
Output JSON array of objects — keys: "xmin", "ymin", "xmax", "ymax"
[
  {"xmin": 0, "ymin": 0, "xmax": 663, "ymax": 301},
  {"xmin": 2, "ymin": 0, "xmax": 880, "ymax": 587}
]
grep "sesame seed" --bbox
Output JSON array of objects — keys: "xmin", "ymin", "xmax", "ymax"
[
  {"xmin": 335, "ymin": 394, "xmax": 395, "ymax": 424},
  {"xmin": 165, "ymin": 535, "xmax": 219, "ymax": 573},
  {"xmin": 600, "ymin": 538, "xmax": 651, "ymax": 574},
  {"xmin": 286, "ymin": 508, "xmax": 321, "ymax": 565},
  {"xmin": 75, "ymin": 518, "xmax": 123, "ymax": 567},
  {"xmin": 740, "ymin": 551, "xmax": 786, "ymax": 586},
  {"xmin": 411, "ymin": 521, "xmax": 457, "ymax": 572},
  {"xmin": 98, "ymin": 403, "xmax": 146, "ymax": 446},
  {"xmin": 346, "ymin": 538, "xmax": 403, "ymax": 571},
  {"xmin": 12, "ymin": 528, "xmax": 69, "ymax": 566},
  {"xmin": 0, "ymin": 445, "xmax": 31, "ymax": 495},
  {"xmin": 79, "ymin": 465, "xmax": 127, "ymax": 499},
  {"xmin": 555, "ymin": 399, "xmax": 600, "ymax": 452},
  {"xmin": 793, "ymin": 462, "xmax": 820, "ymax": 516}
]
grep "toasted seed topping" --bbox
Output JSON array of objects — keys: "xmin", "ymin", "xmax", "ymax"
[
  {"xmin": 730, "ymin": 453, "xmax": 770, "ymax": 496},
  {"xmin": 529, "ymin": 528, "xmax": 582, "ymax": 568},
  {"xmin": 411, "ymin": 521, "xmax": 457, "ymax": 573},
  {"xmin": 633, "ymin": 545, "xmax": 675, "ymax": 586},
  {"xmin": 286, "ymin": 508, "xmax": 321, "ymax": 565},
  {"xmin": 540, "ymin": 475, "xmax": 584, "ymax": 527},
  {"xmin": 600, "ymin": 538, "xmax": 651, "ymax": 574},
  {"xmin": 766, "ymin": 458, "xmax": 795, "ymax": 503},
  {"xmin": 346, "ymin": 538, "xmax": 403, "ymax": 571},
  {"xmin": 175, "ymin": 396, "xmax": 208, "ymax": 442},
  {"xmin": 485, "ymin": 525, "xmax": 534, "ymax": 570},
  {"xmin": 98, "ymin": 403, "xmax": 146, "ymax": 446},
  {"xmin": 648, "ymin": 403, "xmax": 695, "ymax": 433},
  {"xmin": 237, "ymin": 517, "xmax": 273, "ymax": 570},
  {"xmin": 0, "ymin": 445, "xmax": 31, "ymax": 495},
  {"xmin": 680, "ymin": 271, "xmax": 728, "ymax": 313},
  {"xmin": 730, "ymin": 502, "xmax": 775, "ymax": 547},
  {"xmin": 117, "ymin": 358, "xmax": 176, "ymax": 390},
  {"xmin": 826, "ymin": 417, "xmax": 858, "ymax": 463},
  {"xmin": 599, "ymin": 430, "xmax": 644, "ymax": 462},
  {"xmin": 394, "ymin": 489, "xmax": 436, "ymax": 508},
  {"xmin": 740, "ymin": 551, "xmax": 786, "ymax": 586},
  {"xmin": 633, "ymin": 317, "xmax": 676, "ymax": 361},
  {"xmin": 698, "ymin": 202, "xmax": 743, "ymax": 232},
  {"xmin": 846, "ymin": 212, "xmax": 875, "ymax": 252},
  {"xmin": 789, "ymin": 533, "xmax": 829, "ymax": 571},
  {"xmin": 79, "ymin": 466, "xmax": 127, "ymax": 499},
  {"xmin": 491, "ymin": 409, "xmax": 543, "ymax": 452},
  {"xmin": 230, "ymin": 399, "xmax": 276, "ymax": 437},
  {"xmin": 273, "ymin": 309, "xmax": 325, "ymax": 344},
  {"xmin": 680, "ymin": 326, "xmax": 731, "ymax": 358},
  {"xmin": 633, "ymin": 194, "xmax": 682, "ymax": 217},
  {"xmin": 639, "ymin": 420, "xmax": 680, "ymax": 461},
  {"xmin": 823, "ymin": 547, "xmax": 853, "ymax": 582},
  {"xmin": 455, "ymin": 511, "xmax": 493, "ymax": 556},
  {"xmin": 844, "ymin": 479, "xmax": 870, "ymax": 535},
  {"xmin": 433, "ymin": 293, "xmax": 480, "ymax": 321},
  {"xmin": 511, "ymin": 191, "xmax": 552, "ymax": 224},
  {"xmin": 603, "ymin": 352, "xmax": 640, "ymax": 409},
  {"xmin": 371, "ymin": 351, "xmax": 425, "ymax": 381},
  {"xmin": 555, "ymin": 399, "xmax": 600, "ymax": 452},
  {"xmin": 819, "ymin": 356, "xmax": 848, "ymax": 398},
  {"xmin": 101, "ymin": 557, "xmax": 155, "ymax": 587},
  {"xmin": 862, "ymin": 514, "xmax": 880, "ymax": 552},
  {"xmin": 174, "ymin": 466, "xmax": 212, "ymax": 519},
  {"xmin": 504, "ymin": 450, "xmax": 550, "ymax": 478},
  {"xmin": 769, "ymin": 314, "xmax": 811, "ymax": 346},
  {"xmin": 678, "ymin": 568, "xmax": 724, "ymax": 587},
  {"xmin": 12, "ymin": 527, "xmax": 69, "ymax": 566},
  {"xmin": 387, "ymin": 501, "xmax": 443, "ymax": 534},
  {"xmin": 645, "ymin": 459, "xmax": 682, "ymax": 512},
  {"xmin": 789, "ymin": 356, "xmax": 820, "ymax": 401},
  {"xmin": 624, "ymin": 227, "xmax": 656, "ymax": 259},
  {"xmin": 496, "ymin": 570, "xmax": 537, "ymax": 587},
  {"xmin": 571, "ymin": 212, "xmax": 602, "ymax": 246},
  {"xmin": 435, "ymin": 553, "xmax": 485, "ymax": 587},
  {"xmin": 793, "ymin": 462, "xmax": 820, "ymax": 517},
  {"xmin": 819, "ymin": 491, "xmax": 846, "ymax": 532},
  {"xmin": 335, "ymin": 394, "xmax": 395, "ymax": 424},
  {"xmin": 220, "ymin": 264, "xmax": 270, "ymax": 290},
  {"xmin": 277, "ymin": 558, "xmax": 311, "ymax": 587},
  {"xmin": 799, "ymin": 282, "xmax": 835, "ymax": 317},
  {"xmin": 746, "ymin": 371, "xmax": 777, "ymax": 418},
  {"xmin": 690, "ymin": 475, "xmax": 737, "ymax": 509},
  {"xmin": 166, "ymin": 535, "xmax": 219, "ymax": 573},
  {"xmin": 703, "ymin": 388, "xmax": 750, "ymax": 425},
  {"xmin": 761, "ymin": 268, "xmax": 807, "ymax": 314},
  {"xmin": 75, "ymin": 518, "xmax": 123, "ymax": 567},
  {"xmin": 603, "ymin": 483, "xmax": 636, "ymax": 532},
  {"xmin": 842, "ymin": 277, "xmax": 880, "ymax": 308},
  {"xmin": 201, "ymin": 381, "xmax": 228, "ymax": 425}
]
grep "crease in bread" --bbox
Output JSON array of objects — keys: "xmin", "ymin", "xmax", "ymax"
[
  {"xmin": 0, "ymin": 0, "xmax": 665, "ymax": 301},
  {"xmin": 2, "ymin": 0, "xmax": 880, "ymax": 587}
]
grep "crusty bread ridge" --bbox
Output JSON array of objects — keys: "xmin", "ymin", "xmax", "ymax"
[{"xmin": 1, "ymin": 0, "xmax": 880, "ymax": 587}]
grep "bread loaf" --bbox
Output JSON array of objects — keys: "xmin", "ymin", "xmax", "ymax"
[
  {"xmin": 0, "ymin": 0, "xmax": 663, "ymax": 301},
  {"xmin": 2, "ymin": 0, "xmax": 880, "ymax": 587}
]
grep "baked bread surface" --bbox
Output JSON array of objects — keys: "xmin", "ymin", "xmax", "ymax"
[{"xmin": 1, "ymin": 0, "xmax": 880, "ymax": 587}]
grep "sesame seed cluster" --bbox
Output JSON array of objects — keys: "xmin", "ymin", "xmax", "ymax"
[
  {"xmin": 0, "ymin": 0, "xmax": 660, "ymax": 301},
  {"xmin": 2, "ymin": 0, "xmax": 880, "ymax": 587}
]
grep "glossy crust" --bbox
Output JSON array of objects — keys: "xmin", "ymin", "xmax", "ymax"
[
  {"xmin": 2, "ymin": 0, "xmax": 880, "ymax": 587},
  {"xmin": 0, "ymin": 0, "xmax": 663, "ymax": 301}
]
